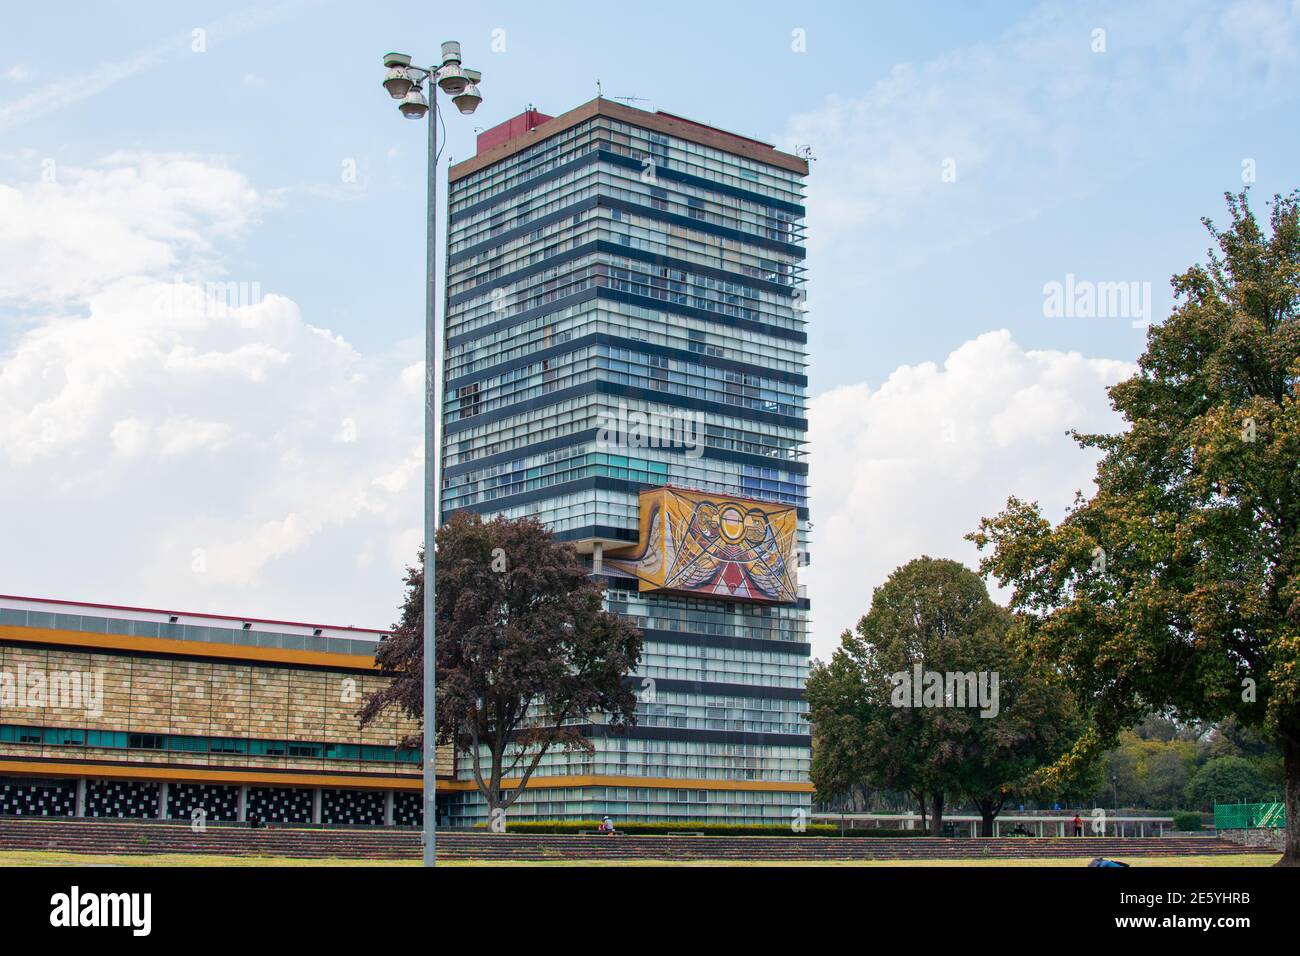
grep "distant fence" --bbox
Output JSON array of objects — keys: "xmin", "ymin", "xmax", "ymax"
[
  {"xmin": 811, "ymin": 812, "xmax": 1173, "ymax": 837},
  {"xmin": 1214, "ymin": 802, "xmax": 1285, "ymax": 830}
]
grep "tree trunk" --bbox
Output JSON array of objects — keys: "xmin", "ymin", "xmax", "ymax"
[
  {"xmin": 981, "ymin": 806, "xmax": 997, "ymax": 839},
  {"xmin": 915, "ymin": 792, "xmax": 928, "ymax": 832},
  {"xmin": 1280, "ymin": 729, "xmax": 1300, "ymax": 867},
  {"xmin": 930, "ymin": 791, "xmax": 945, "ymax": 837}
]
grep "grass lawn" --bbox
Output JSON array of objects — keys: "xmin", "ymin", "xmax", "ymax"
[{"xmin": 0, "ymin": 850, "xmax": 1280, "ymax": 867}]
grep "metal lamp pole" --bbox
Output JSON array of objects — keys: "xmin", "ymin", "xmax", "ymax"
[{"xmin": 380, "ymin": 42, "xmax": 483, "ymax": 869}]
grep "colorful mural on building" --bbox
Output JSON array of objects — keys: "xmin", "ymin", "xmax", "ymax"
[{"xmin": 605, "ymin": 487, "xmax": 799, "ymax": 603}]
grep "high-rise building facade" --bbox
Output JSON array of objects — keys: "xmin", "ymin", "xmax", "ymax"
[{"xmin": 441, "ymin": 99, "xmax": 811, "ymax": 824}]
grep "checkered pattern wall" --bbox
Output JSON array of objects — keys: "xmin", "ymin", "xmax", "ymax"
[
  {"xmin": 322, "ymin": 788, "xmax": 385, "ymax": 825},
  {"xmin": 394, "ymin": 791, "xmax": 422, "ymax": 827},
  {"xmin": 247, "ymin": 785, "xmax": 313, "ymax": 824},
  {"xmin": 167, "ymin": 783, "xmax": 239, "ymax": 823},
  {"xmin": 86, "ymin": 779, "xmax": 159, "ymax": 818},
  {"xmin": 0, "ymin": 777, "xmax": 76, "ymax": 816}
]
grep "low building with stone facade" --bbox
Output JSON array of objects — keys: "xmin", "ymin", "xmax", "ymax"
[{"xmin": 0, "ymin": 595, "xmax": 456, "ymax": 826}]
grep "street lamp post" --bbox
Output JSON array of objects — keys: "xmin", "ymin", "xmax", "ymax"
[{"xmin": 380, "ymin": 42, "xmax": 483, "ymax": 869}]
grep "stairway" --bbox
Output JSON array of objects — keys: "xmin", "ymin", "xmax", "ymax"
[{"xmin": 0, "ymin": 817, "xmax": 1276, "ymax": 862}]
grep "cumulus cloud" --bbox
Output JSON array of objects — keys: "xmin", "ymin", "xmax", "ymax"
[
  {"xmin": 0, "ymin": 152, "xmax": 423, "ymax": 625},
  {"xmin": 0, "ymin": 149, "xmax": 1140, "ymax": 648},
  {"xmin": 0, "ymin": 154, "xmax": 264, "ymax": 305},
  {"xmin": 802, "ymin": 330, "xmax": 1136, "ymax": 660}
]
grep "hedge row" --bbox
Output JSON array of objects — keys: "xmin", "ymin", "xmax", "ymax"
[
  {"xmin": 470, "ymin": 821, "xmax": 933, "ymax": 837},
  {"xmin": 472, "ymin": 821, "xmax": 836, "ymax": 836},
  {"xmin": 1172, "ymin": 812, "xmax": 1204, "ymax": 832}
]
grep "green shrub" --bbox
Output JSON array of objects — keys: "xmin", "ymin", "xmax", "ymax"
[
  {"xmin": 469, "ymin": 820, "xmax": 840, "ymax": 836},
  {"xmin": 1172, "ymin": 811, "xmax": 1203, "ymax": 832},
  {"xmin": 465, "ymin": 821, "xmax": 946, "ymax": 837}
]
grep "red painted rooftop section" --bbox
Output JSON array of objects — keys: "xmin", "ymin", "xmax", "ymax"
[{"xmin": 476, "ymin": 108, "xmax": 552, "ymax": 154}]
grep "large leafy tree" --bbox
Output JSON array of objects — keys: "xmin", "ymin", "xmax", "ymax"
[
  {"xmin": 361, "ymin": 511, "xmax": 643, "ymax": 826},
  {"xmin": 806, "ymin": 557, "xmax": 1075, "ymax": 836},
  {"xmin": 1185, "ymin": 755, "xmax": 1277, "ymax": 811},
  {"xmin": 971, "ymin": 191, "xmax": 1300, "ymax": 864}
]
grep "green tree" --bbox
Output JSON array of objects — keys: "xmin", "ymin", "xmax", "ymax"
[
  {"xmin": 1185, "ymin": 755, "xmax": 1275, "ymax": 811},
  {"xmin": 806, "ymin": 557, "xmax": 1074, "ymax": 837},
  {"xmin": 971, "ymin": 190, "xmax": 1300, "ymax": 864},
  {"xmin": 1100, "ymin": 738, "xmax": 1143, "ymax": 808},
  {"xmin": 1132, "ymin": 712, "xmax": 1206, "ymax": 743},
  {"xmin": 360, "ymin": 512, "xmax": 643, "ymax": 827},
  {"xmin": 1207, "ymin": 715, "xmax": 1277, "ymax": 760},
  {"xmin": 1143, "ymin": 748, "xmax": 1193, "ymax": 811}
]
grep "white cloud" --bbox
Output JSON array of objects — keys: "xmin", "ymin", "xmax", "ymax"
[
  {"xmin": 110, "ymin": 418, "xmax": 152, "ymax": 457},
  {"xmin": 154, "ymin": 418, "xmax": 235, "ymax": 457},
  {"xmin": 803, "ymin": 330, "xmax": 1135, "ymax": 660},
  {"xmin": 163, "ymin": 342, "xmax": 291, "ymax": 382},
  {"xmin": 107, "ymin": 417, "xmax": 233, "ymax": 458},
  {"xmin": 0, "ymin": 154, "xmax": 264, "ymax": 305},
  {"xmin": 399, "ymin": 361, "xmax": 425, "ymax": 395},
  {"xmin": 0, "ymin": 155, "xmax": 1139, "ymax": 645},
  {"xmin": 0, "ymin": 152, "xmax": 423, "ymax": 623},
  {"xmin": 387, "ymin": 527, "xmax": 422, "ymax": 573}
]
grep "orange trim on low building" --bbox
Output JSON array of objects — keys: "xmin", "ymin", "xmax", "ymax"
[
  {"xmin": 0, "ymin": 758, "xmax": 812, "ymax": 795},
  {"xmin": 0, "ymin": 624, "xmax": 379, "ymax": 671}
]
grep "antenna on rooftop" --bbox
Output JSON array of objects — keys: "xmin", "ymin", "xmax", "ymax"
[
  {"xmin": 612, "ymin": 94, "xmax": 650, "ymax": 107},
  {"xmin": 795, "ymin": 144, "xmax": 816, "ymax": 163}
]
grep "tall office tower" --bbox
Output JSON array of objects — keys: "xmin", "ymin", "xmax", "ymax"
[{"xmin": 441, "ymin": 99, "xmax": 810, "ymax": 824}]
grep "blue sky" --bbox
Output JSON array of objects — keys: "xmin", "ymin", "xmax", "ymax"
[{"xmin": 1, "ymin": 0, "xmax": 1297, "ymax": 655}]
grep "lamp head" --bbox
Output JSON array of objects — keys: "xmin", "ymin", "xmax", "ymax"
[
  {"xmin": 398, "ymin": 88, "xmax": 429, "ymax": 119},
  {"xmin": 436, "ymin": 64, "xmax": 468, "ymax": 95},
  {"xmin": 453, "ymin": 83, "xmax": 482, "ymax": 115},
  {"xmin": 382, "ymin": 66, "xmax": 415, "ymax": 99}
]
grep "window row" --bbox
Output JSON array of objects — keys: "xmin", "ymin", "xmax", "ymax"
[
  {"xmin": 442, "ymin": 393, "xmax": 804, "ymax": 474},
  {"xmin": 444, "ymin": 299, "xmax": 807, "ymax": 383},
  {"xmin": 0, "ymin": 724, "xmax": 420, "ymax": 763}
]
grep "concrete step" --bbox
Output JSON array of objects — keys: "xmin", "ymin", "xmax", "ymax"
[{"xmin": 0, "ymin": 818, "xmax": 1273, "ymax": 861}]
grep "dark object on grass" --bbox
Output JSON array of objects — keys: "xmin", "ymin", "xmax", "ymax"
[{"xmin": 1087, "ymin": 857, "xmax": 1130, "ymax": 868}]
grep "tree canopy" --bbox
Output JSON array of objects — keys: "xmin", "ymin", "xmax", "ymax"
[
  {"xmin": 361, "ymin": 511, "xmax": 643, "ymax": 825},
  {"xmin": 971, "ymin": 190, "xmax": 1300, "ymax": 863},
  {"xmin": 807, "ymin": 556, "xmax": 1076, "ymax": 836},
  {"xmin": 1185, "ymin": 755, "xmax": 1275, "ymax": 811}
]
